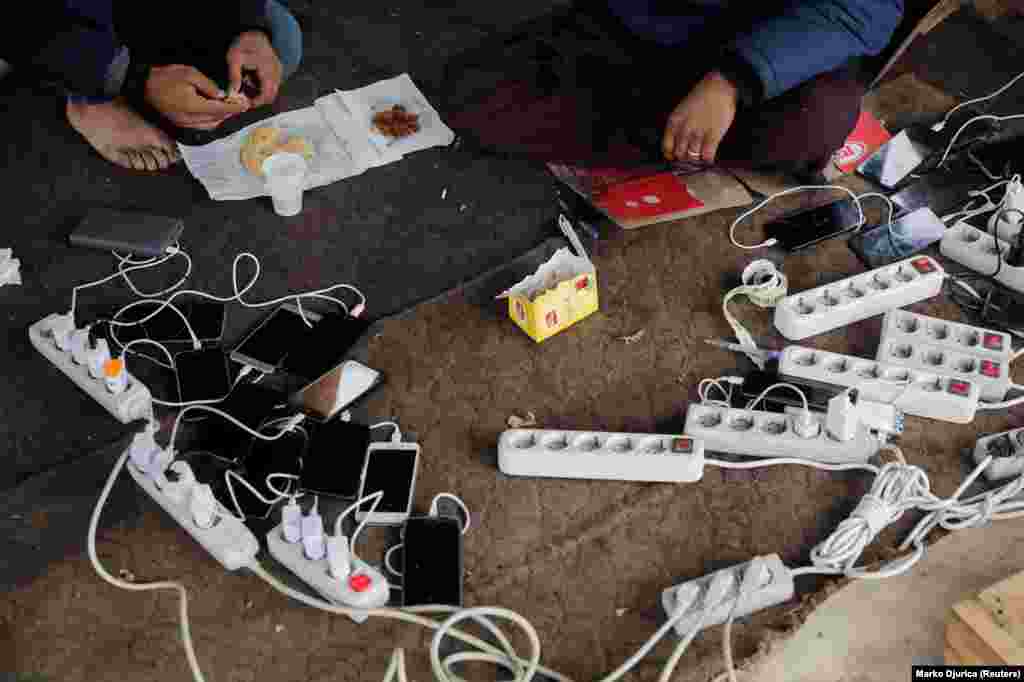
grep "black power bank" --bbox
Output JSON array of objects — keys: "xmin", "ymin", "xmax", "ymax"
[{"xmin": 70, "ymin": 208, "xmax": 184, "ymax": 257}]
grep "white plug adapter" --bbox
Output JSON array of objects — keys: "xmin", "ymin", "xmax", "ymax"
[
  {"xmin": 69, "ymin": 329, "xmax": 91, "ymax": 365},
  {"xmin": 163, "ymin": 461, "xmax": 196, "ymax": 504},
  {"xmin": 190, "ymin": 484, "xmax": 218, "ymax": 529},
  {"xmin": 327, "ymin": 535, "xmax": 351, "ymax": 579},
  {"xmin": 150, "ymin": 448, "xmax": 175, "ymax": 489},
  {"xmin": 826, "ymin": 391, "xmax": 859, "ymax": 442},
  {"xmin": 792, "ymin": 410, "xmax": 821, "ymax": 439},
  {"xmin": 87, "ymin": 338, "xmax": 112, "ymax": 380},
  {"xmin": 281, "ymin": 500, "xmax": 303, "ymax": 544},
  {"xmin": 48, "ymin": 313, "xmax": 75, "ymax": 351},
  {"xmin": 301, "ymin": 511, "xmax": 326, "ymax": 560},
  {"xmin": 129, "ymin": 427, "xmax": 161, "ymax": 474}
]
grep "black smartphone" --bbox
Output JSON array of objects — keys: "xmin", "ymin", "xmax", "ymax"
[
  {"xmin": 231, "ymin": 303, "xmax": 322, "ymax": 374},
  {"xmin": 281, "ymin": 312, "xmax": 371, "ymax": 381},
  {"xmin": 175, "ymin": 348, "xmax": 232, "ymax": 404},
  {"xmin": 146, "ymin": 300, "xmax": 227, "ymax": 346},
  {"xmin": 299, "ymin": 420, "xmax": 372, "ymax": 498},
  {"xmin": 402, "ymin": 515, "xmax": 463, "ymax": 607},
  {"xmin": 740, "ymin": 370, "xmax": 840, "ymax": 412},
  {"xmin": 857, "ymin": 130, "xmax": 935, "ymax": 189},
  {"xmin": 188, "ymin": 382, "xmax": 289, "ymax": 463},
  {"xmin": 763, "ymin": 199, "xmax": 862, "ymax": 252},
  {"xmin": 848, "ymin": 207, "xmax": 947, "ymax": 269},
  {"xmin": 889, "ymin": 168, "xmax": 991, "ymax": 216},
  {"xmin": 234, "ymin": 417, "xmax": 308, "ymax": 518},
  {"xmin": 292, "ymin": 360, "xmax": 383, "ymax": 422}
]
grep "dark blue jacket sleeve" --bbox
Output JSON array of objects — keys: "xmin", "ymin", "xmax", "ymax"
[{"xmin": 729, "ymin": 0, "xmax": 903, "ymax": 100}]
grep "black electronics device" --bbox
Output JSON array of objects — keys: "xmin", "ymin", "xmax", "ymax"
[
  {"xmin": 401, "ymin": 515, "xmax": 464, "ymax": 607},
  {"xmin": 763, "ymin": 199, "xmax": 862, "ymax": 252},
  {"xmin": 70, "ymin": 207, "xmax": 184, "ymax": 257},
  {"xmin": 281, "ymin": 312, "xmax": 371, "ymax": 381},
  {"xmin": 299, "ymin": 420, "xmax": 372, "ymax": 498},
  {"xmin": 175, "ymin": 347, "xmax": 232, "ymax": 404},
  {"xmin": 739, "ymin": 370, "xmax": 840, "ymax": 412},
  {"xmin": 847, "ymin": 207, "xmax": 947, "ymax": 269},
  {"xmin": 231, "ymin": 303, "xmax": 322, "ymax": 374},
  {"xmin": 889, "ymin": 168, "xmax": 991, "ymax": 216},
  {"xmin": 145, "ymin": 300, "xmax": 227, "ymax": 346},
  {"xmin": 235, "ymin": 417, "xmax": 308, "ymax": 518}
]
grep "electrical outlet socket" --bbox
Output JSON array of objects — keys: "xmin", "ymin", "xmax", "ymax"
[
  {"xmin": 127, "ymin": 455, "xmax": 259, "ymax": 571},
  {"xmin": 877, "ymin": 310, "xmax": 1012, "ymax": 402},
  {"xmin": 661, "ymin": 554, "xmax": 794, "ymax": 637},
  {"xmin": 29, "ymin": 314, "xmax": 152, "ymax": 423},
  {"xmin": 941, "ymin": 222, "xmax": 1024, "ymax": 295},
  {"xmin": 683, "ymin": 404, "xmax": 881, "ymax": 463},
  {"xmin": 973, "ymin": 428, "xmax": 1024, "ymax": 481},
  {"xmin": 498, "ymin": 429, "xmax": 705, "ymax": 482},
  {"xmin": 266, "ymin": 524, "xmax": 389, "ymax": 622},
  {"xmin": 772, "ymin": 256, "xmax": 945, "ymax": 340},
  {"xmin": 778, "ymin": 346, "xmax": 981, "ymax": 424}
]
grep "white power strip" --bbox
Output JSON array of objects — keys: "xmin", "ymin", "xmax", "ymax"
[
  {"xmin": 126, "ymin": 450, "xmax": 260, "ymax": 572},
  {"xmin": 497, "ymin": 429, "xmax": 705, "ymax": 482},
  {"xmin": 266, "ymin": 524, "xmax": 390, "ymax": 622},
  {"xmin": 772, "ymin": 256, "xmax": 945, "ymax": 340},
  {"xmin": 29, "ymin": 314, "xmax": 152, "ymax": 423},
  {"xmin": 973, "ymin": 428, "xmax": 1024, "ymax": 481},
  {"xmin": 876, "ymin": 310, "xmax": 1012, "ymax": 402},
  {"xmin": 683, "ymin": 404, "xmax": 881, "ymax": 463},
  {"xmin": 778, "ymin": 346, "xmax": 981, "ymax": 424},
  {"xmin": 940, "ymin": 222, "xmax": 1024, "ymax": 295},
  {"xmin": 660, "ymin": 554, "xmax": 794, "ymax": 637}
]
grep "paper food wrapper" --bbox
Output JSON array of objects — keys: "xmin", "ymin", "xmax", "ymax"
[
  {"xmin": 180, "ymin": 73, "xmax": 454, "ymax": 201},
  {"xmin": 498, "ymin": 248, "xmax": 598, "ymax": 342}
]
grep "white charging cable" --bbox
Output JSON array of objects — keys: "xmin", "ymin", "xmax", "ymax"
[
  {"xmin": 936, "ymin": 113, "xmax": 1024, "ymax": 169},
  {"xmin": 932, "ymin": 70, "xmax": 1024, "ymax": 132},
  {"xmin": 69, "ymin": 245, "xmax": 191, "ymax": 319},
  {"xmin": 729, "ymin": 185, "xmax": 866, "ymax": 249},
  {"xmin": 111, "ymin": 245, "xmax": 193, "ymax": 299}
]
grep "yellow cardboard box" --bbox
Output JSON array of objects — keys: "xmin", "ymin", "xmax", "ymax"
[{"xmin": 501, "ymin": 247, "xmax": 599, "ymax": 343}]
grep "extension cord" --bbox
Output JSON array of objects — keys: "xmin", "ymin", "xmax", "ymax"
[
  {"xmin": 940, "ymin": 222, "xmax": 1024, "ymax": 295},
  {"xmin": 660, "ymin": 554, "xmax": 794, "ymax": 637},
  {"xmin": 125, "ymin": 437, "xmax": 260, "ymax": 571},
  {"xmin": 497, "ymin": 429, "xmax": 705, "ymax": 482},
  {"xmin": 29, "ymin": 314, "xmax": 152, "ymax": 423},
  {"xmin": 683, "ymin": 404, "xmax": 881, "ymax": 463},
  {"xmin": 772, "ymin": 256, "xmax": 945, "ymax": 340},
  {"xmin": 876, "ymin": 310, "xmax": 1012, "ymax": 402},
  {"xmin": 778, "ymin": 346, "xmax": 980, "ymax": 424},
  {"xmin": 266, "ymin": 523, "xmax": 390, "ymax": 623},
  {"xmin": 988, "ymin": 175, "xmax": 1024, "ymax": 243},
  {"xmin": 973, "ymin": 428, "xmax": 1024, "ymax": 481}
]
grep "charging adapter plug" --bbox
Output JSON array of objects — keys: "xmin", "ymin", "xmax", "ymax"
[
  {"xmin": 129, "ymin": 426, "xmax": 161, "ymax": 474},
  {"xmin": 855, "ymin": 401, "xmax": 904, "ymax": 438},
  {"xmin": 69, "ymin": 328, "xmax": 92, "ymax": 365},
  {"xmin": 281, "ymin": 500, "xmax": 302, "ymax": 544},
  {"xmin": 826, "ymin": 390, "xmax": 859, "ymax": 442},
  {"xmin": 48, "ymin": 313, "xmax": 76, "ymax": 351},
  {"xmin": 87, "ymin": 338, "xmax": 112, "ymax": 379},
  {"xmin": 792, "ymin": 409, "xmax": 821, "ymax": 439},
  {"xmin": 301, "ymin": 510, "xmax": 326, "ymax": 560},
  {"xmin": 150, "ymin": 448, "xmax": 175, "ymax": 489},
  {"xmin": 190, "ymin": 484, "xmax": 218, "ymax": 529},
  {"xmin": 704, "ymin": 571, "xmax": 736, "ymax": 611},
  {"xmin": 327, "ymin": 535, "xmax": 351, "ymax": 579},
  {"xmin": 163, "ymin": 461, "xmax": 196, "ymax": 504},
  {"xmin": 351, "ymin": 303, "xmax": 366, "ymax": 318}
]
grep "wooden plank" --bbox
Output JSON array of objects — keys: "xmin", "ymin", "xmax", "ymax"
[
  {"xmin": 953, "ymin": 600, "xmax": 1024, "ymax": 663},
  {"xmin": 946, "ymin": 616, "xmax": 1001, "ymax": 664},
  {"xmin": 979, "ymin": 570, "xmax": 1024, "ymax": 645}
]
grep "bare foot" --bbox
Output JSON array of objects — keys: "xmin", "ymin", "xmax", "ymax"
[{"xmin": 66, "ymin": 97, "xmax": 181, "ymax": 171}]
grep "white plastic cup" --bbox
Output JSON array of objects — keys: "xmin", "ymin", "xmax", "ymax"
[{"xmin": 262, "ymin": 152, "xmax": 308, "ymax": 217}]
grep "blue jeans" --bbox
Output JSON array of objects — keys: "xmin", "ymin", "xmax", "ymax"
[{"xmin": 69, "ymin": 0, "xmax": 302, "ymax": 106}]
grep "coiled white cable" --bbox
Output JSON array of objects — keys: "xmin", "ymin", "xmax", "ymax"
[{"xmin": 729, "ymin": 185, "xmax": 866, "ymax": 250}]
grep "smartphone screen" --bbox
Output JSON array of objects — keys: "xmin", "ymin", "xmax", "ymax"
[
  {"xmin": 890, "ymin": 169, "xmax": 990, "ymax": 216},
  {"xmin": 857, "ymin": 130, "xmax": 934, "ymax": 189},
  {"xmin": 175, "ymin": 348, "xmax": 232, "ymax": 403},
  {"xmin": 300, "ymin": 421, "xmax": 371, "ymax": 498},
  {"xmin": 237, "ymin": 420, "xmax": 307, "ymax": 518},
  {"xmin": 293, "ymin": 360, "xmax": 381, "ymax": 421},
  {"xmin": 402, "ymin": 516, "xmax": 463, "ymax": 607},
  {"xmin": 231, "ymin": 305, "xmax": 320, "ymax": 373},
  {"xmin": 848, "ymin": 207, "xmax": 947, "ymax": 269},
  {"xmin": 358, "ymin": 447, "xmax": 418, "ymax": 516},
  {"xmin": 147, "ymin": 301, "xmax": 226, "ymax": 344},
  {"xmin": 281, "ymin": 313, "xmax": 371, "ymax": 381},
  {"xmin": 764, "ymin": 199, "xmax": 862, "ymax": 252}
]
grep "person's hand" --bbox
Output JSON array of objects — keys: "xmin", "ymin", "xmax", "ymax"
[
  {"xmin": 662, "ymin": 71, "xmax": 738, "ymax": 164},
  {"xmin": 226, "ymin": 30, "xmax": 282, "ymax": 107},
  {"xmin": 145, "ymin": 64, "xmax": 249, "ymax": 130}
]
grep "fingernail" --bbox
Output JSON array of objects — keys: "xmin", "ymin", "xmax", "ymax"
[{"xmin": 217, "ymin": 89, "xmax": 226, "ymax": 99}]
